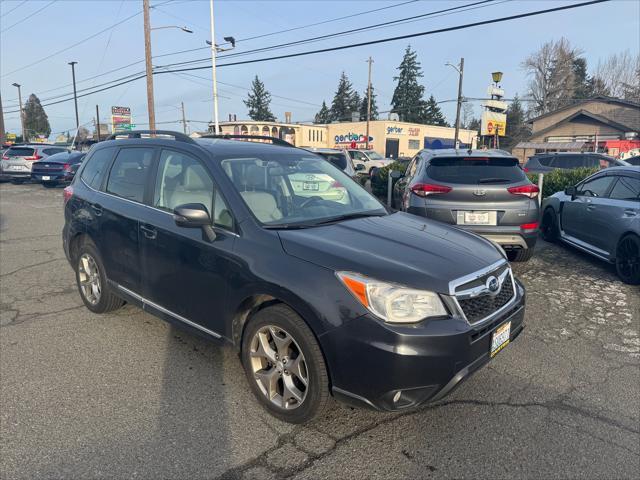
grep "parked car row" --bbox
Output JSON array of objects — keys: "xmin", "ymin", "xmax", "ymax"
[
  {"xmin": 523, "ymin": 151, "xmax": 629, "ymax": 173},
  {"xmin": 0, "ymin": 144, "xmax": 85, "ymax": 187}
]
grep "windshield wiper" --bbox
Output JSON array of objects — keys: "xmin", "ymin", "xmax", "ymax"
[
  {"xmin": 310, "ymin": 211, "xmax": 387, "ymax": 226},
  {"xmin": 477, "ymin": 177, "xmax": 511, "ymax": 184},
  {"xmin": 262, "ymin": 223, "xmax": 315, "ymax": 230}
]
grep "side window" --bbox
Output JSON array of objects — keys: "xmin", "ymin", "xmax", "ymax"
[
  {"xmin": 609, "ymin": 176, "xmax": 640, "ymax": 201},
  {"xmin": 577, "ymin": 176, "xmax": 614, "ymax": 198},
  {"xmin": 352, "ymin": 151, "xmax": 367, "ymax": 161},
  {"xmin": 406, "ymin": 156, "xmax": 419, "ymax": 178},
  {"xmin": 106, "ymin": 147, "xmax": 154, "ymax": 203},
  {"xmin": 153, "ymin": 149, "xmax": 233, "ymax": 229},
  {"xmin": 80, "ymin": 147, "xmax": 116, "ymax": 190},
  {"xmin": 538, "ymin": 156, "xmax": 554, "ymax": 167}
]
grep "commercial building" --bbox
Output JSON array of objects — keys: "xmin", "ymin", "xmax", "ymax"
[
  {"xmin": 205, "ymin": 119, "xmax": 478, "ymax": 158},
  {"xmin": 512, "ymin": 96, "xmax": 640, "ymax": 163}
]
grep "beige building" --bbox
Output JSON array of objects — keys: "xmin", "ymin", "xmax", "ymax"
[
  {"xmin": 512, "ymin": 96, "xmax": 640, "ymax": 163},
  {"xmin": 207, "ymin": 119, "xmax": 477, "ymax": 158}
]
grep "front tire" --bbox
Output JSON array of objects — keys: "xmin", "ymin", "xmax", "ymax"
[
  {"xmin": 615, "ymin": 234, "xmax": 640, "ymax": 285},
  {"xmin": 75, "ymin": 241, "xmax": 124, "ymax": 313},
  {"xmin": 541, "ymin": 208, "xmax": 560, "ymax": 242},
  {"xmin": 241, "ymin": 304, "xmax": 330, "ymax": 424},
  {"xmin": 507, "ymin": 248, "xmax": 534, "ymax": 262}
]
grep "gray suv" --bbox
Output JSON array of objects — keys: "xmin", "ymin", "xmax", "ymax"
[
  {"xmin": 1, "ymin": 144, "xmax": 69, "ymax": 183},
  {"xmin": 393, "ymin": 149, "xmax": 540, "ymax": 262}
]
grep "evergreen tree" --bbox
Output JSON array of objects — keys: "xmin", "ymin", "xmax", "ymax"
[
  {"xmin": 502, "ymin": 94, "xmax": 531, "ymax": 151},
  {"xmin": 391, "ymin": 46, "xmax": 426, "ymax": 123},
  {"xmin": 468, "ymin": 117, "xmax": 481, "ymax": 132},
  {"xmin": 359, "ymin": 85, "xmax": 379, "ymax": 121},
  {"xmin": 330, "ymin": 72, "xmax": 357, "ymax": 122},
  {"xmin": 23, "ymin": 94, "xmax": 51, "ymax": 138},
  {"xmin": 349, "ymin": 91, "xmax": 361, "ymax": 121},
  {"xmin": 423, "ymin": 95, "xmax": 448, "ymax": 126},
  {"xmin": 314, "ymin": 101, "xmax": 331, "ymax": 124},
  {"xmin": 243, "ymin": 76, "xmax": 276, "ymax": 121}
]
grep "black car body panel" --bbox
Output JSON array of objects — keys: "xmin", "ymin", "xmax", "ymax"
[{"xmin": 63, "ymin": 135, "xmax": 526, "ymax": 412}]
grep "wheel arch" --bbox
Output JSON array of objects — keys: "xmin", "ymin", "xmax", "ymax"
[{"xmin": 614, "ymin": 231, "xmax": 640, "ymax": 260}]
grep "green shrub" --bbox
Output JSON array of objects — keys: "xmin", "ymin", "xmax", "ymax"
[
  {"xmin": 526, "ymin": 167, "xmax": 599, "ymax": 199},
  {"xmin": 371, "ymin": 161, "xmax": 408, "ymax": 198}
]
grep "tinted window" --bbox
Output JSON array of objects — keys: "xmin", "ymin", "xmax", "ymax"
[
  {"xmin": 317, "ymin": 152, "xmax": 347, "ymax": 170},
  {"xmin": 426, "ymin": 157, "xmax": 525, "ymax": 184},
  {"xmin": 42, "ymin": 148, "xmax": 67, "ymax": 156},
  {"xmin": 5, "ymin": 147, "xmax": 34, "ymax": 157},
  {"xmin": 626, "ymin": 156, "xmax": 640, "ymax": 166},
  {"xmin": 69, "ymin": 152, "xmax": 86, "ymax": 164},
  {"xmin": 577, "ymin": 176, "xmax": 614, "ymax": 197},
  {"xmin": 350, "ymin": 150, "xmax": 367, "ymax": 161},
  {"xmin": 106, "ymin": 148, "xmax": 154, "ymax": 202},
  {"xmin": 609, "ymin": 176, "xmax": 640, "ymax": 200},
  {"xmin": 536, "ymin": 156, "xmax": 554, "ymax": 167},
  {"xmin": 80, "ymin": 147, "xmax": 116, "ymax": 189}
]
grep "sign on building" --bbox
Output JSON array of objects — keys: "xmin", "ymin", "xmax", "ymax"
[
  {"xmin": 481, "ymin": 111, "xmax": 506, "ymax": 136},
  {"xmin": 111, "ymin": 106, "xmax": 132, "ymax": 133}
]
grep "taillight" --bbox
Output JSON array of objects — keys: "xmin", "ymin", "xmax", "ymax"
[
  {"xmin": 520, "ymin": 222, "xmax": 539, "ymax": 231},
  {"xmin": 508, "ymin": 184, "xmax": 539, "ymax": 198},
  {"xmin": 63, "ymin": 186, "xmax": 73, "ymax": 205},
  {"xmin": 330, "ymin": 180, "xmax": 344, "ymax": 188},
  {"xmin": 411, "ymin": 183, "xmax": 452, "ymax": 197},
  {"xmin": 24, "ymin": 154, "xmax": 43, "ymax": 161},
  {"xmin": 1, "ymin": 155, "xmax": 8, "ymax": 160},
  {"xmin": 63, "ymin": 163, "xmax": 72, "ymax": 172},
  {"xmin": 523, "ymin": 167, "xmax": 529, "ymax": 173}
]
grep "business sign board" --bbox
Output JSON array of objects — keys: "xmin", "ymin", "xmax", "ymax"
[
  {"xmin": 111, "ymin": 106, "xmax": 132, "ymax": 133},
  {"xmin": 333, "ymin": 132, "xmax": 373, "ymax": 145},
  {"xmin": 481, "ymin": 111, "xmax": 506, "ymax": 136}
]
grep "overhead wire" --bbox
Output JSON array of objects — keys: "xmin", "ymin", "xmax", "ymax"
[
  {"xmin": 1, "ymin": 0, "xmax": 56, "ymax": 33},
  {"xmin": 0, "ymin": 0, "xmax": 29, "ymax": 18}
]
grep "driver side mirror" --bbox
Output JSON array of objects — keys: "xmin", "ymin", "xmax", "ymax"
[
  {"xmin": 564, "ymin": 186, "xmax": 577, "ymax": 198},
  {"xmin": 355, "ymin": 164, "xmax": 365, "ymax": 172},
  {"xmin": 173, "ymin": 203, "xmax": 216, "ymax": 242}
]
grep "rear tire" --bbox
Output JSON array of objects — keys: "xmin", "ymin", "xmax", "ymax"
[
  {"xmin": 241, "ymin": 304, "xmax": 330, "ymax": 424},
  {"xmin": 43, "ymin": 182, "xmax": 58, "ymax": 188},
  {"xmin": 507, "ymin": 248, "xmax": 534, "ymax": 262},
  {"xmin": 10, "ymin": 179, "xmax": 24, "ymax": 185},
  {"xmin": 75, "ymin": 240, "xmax": 124, "ymax": 313},
  {"xmin": 615, "ymin": 234, "xmax": 640, "ymax": 285},
  {"xmin": 541, "ymin": 208, "xmax": 560, "ymax": 242}
]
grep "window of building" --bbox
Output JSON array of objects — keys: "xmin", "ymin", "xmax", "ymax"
[
  {"xmin": 262, "ymin": 126, "xmax": 270, "ymax": 137},
  {"xmin": 240, "ymin": 125, "xmax": 248, "ymax": 135},
  {"xmin": 106, "ymin": 147, "xmax": 154, "ymax": 203},
  {"xmin": 272, "ymin": 127, "xmax": 278, "ymax": 138},
  {"xmin": 408, "ymin": 139, "xmax": 420, "ymax": 150},
  {"xmin": 308, "ymin": 130, "xmax": 311, "ymax": 142},
  {"xmin": 250, "ymin": 125, "xmax": 259, "ymax": 135}
]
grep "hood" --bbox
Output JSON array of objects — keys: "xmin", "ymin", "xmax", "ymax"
[{"xmin": 278, "ymin": 212, "xmax": 505, "ymax": 294}]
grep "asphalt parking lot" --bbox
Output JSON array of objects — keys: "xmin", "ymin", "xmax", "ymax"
[{"xmin": 1, "ymin": 182, "xmax": 638, "ymax": 480}]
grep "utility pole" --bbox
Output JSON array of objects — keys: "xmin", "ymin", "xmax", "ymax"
[
  {"xmin": 365, "ymin": 57, "xmax": 373, "ymax": 150},
  {"xmin": 453, "ymin": 57, "xmax": 464, "ymax": 149},
  {"xmin": 181, "ymin": 102, "xmax": 187, "ymax": 134},
  {"xmin": 68, "ymin": 62, "xmax": 80, "ymax": 133},
  {"xmin": 96, "ymin": 105, "xmax": 102, "ymax": 142},
  {"xmin": 209, "ymin": 0, "xmax": 219, "ymax": 133},
  {"xmin": 0, "ymin": 93, "xmax": 5, "ymax": 146},
  {"xmin": 12, "ymin": 83, "xmax": 26, "ymax": 142},
  {"xmin": 143, "ymin": 0, "xmax": 156, "ymax": 131}
]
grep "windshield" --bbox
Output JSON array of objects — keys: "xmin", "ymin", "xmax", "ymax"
[
  {"xmin": 365, "ymin": 151, "xmax": 385, "ymax": 160},
  {"xmin": 5, "ymin": 147, "xmax": 35, "ymax": 157},
  {"xmin": 427, "ymin": 157, "xmax": 526, "ymax": 184},
  {"xmin": 221, "ymin": 151, "xmax": 385, "ymax": 227}
]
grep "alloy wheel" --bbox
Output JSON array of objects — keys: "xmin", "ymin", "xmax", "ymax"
[
  {"xmin": 78, "ymin": 253, "xmax": 102, "ymax": 305},
  {"xmin": 249, "ymin": 325, "xmax": 309, "ymax": 410},
  {"xmin": 617, "ymin": 236, "xmax": 640, "ymax": 282}
]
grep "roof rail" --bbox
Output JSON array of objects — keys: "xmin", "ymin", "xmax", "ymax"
[
  {"xmin": 200, "ymin": 134, "xmax": 294, "ymax": 147},
  {"xmin": 106, "ymin": 130, "xmax": 196, "ymax": 144}
]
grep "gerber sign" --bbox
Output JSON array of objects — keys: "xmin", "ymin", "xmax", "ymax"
[{"xmin": 334, "ymin": 132, "xmax": 373, "ymax": 145}]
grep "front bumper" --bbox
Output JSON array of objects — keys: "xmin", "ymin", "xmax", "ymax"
[{"xmin": 323, "ymin": 279, "xmax": 526, "ymax": 411}]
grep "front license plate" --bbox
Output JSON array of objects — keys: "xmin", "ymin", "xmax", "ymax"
[
  {"xmin": 303, "ymin": 182, "xmax": 319, "ymax": 191},
  {"xmin": 41, "ymin": 176, "xmax": 50, "ymax": 180},
  {"xmin": 490, "ymin": 321, "xmax": 511, "ymax": 357},
  {"xmin": 457, "ymin": 211, "xmax": 497, "ymax": 225}
]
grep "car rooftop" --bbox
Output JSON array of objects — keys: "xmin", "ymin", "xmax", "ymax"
[{"xmin": 422, "ymin": 148, "xmax": 516, "ymax": 158}]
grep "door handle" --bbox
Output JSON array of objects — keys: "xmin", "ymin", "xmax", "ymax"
[
  {"xmin": 624, "ymin": 209, "xmax": 638, "ymax": 217},
  {"xmin": 140, "ymin": 224, "xmax": 157, "ymax": 240},
  {"xmin": 586, "ymin": 205, "xmax": 595, "ymax": 211},
  {"xmin": 91, "ymin": 203, "xmax": 103, "ymax": 216}
]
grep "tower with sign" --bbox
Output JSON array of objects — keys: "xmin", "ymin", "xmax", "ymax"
[{"xmin": 481, "ymin": 72, "xmax": 507, "ymax": 148}]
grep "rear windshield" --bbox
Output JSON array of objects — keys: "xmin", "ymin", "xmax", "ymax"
[
  {"xmin": 317, "ymin": 152, "xmax": 347, "ymax": 170},
  {"xmin": 5, "ymin": 147, "xmax": 35, "ymax": 157},
  {"xmin": 427, "ymin": 157, "xmax": 525, "ymax": 184}
]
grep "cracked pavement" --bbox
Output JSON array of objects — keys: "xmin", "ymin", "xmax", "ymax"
[{"xmin": 1, "ymin": 183, "xmax": 638, "ymax": 479}]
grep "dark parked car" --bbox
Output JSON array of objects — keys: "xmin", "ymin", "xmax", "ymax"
[
  {"xmin": 0, "ymin": 144, "xmax": 69, "ymax": 183},
  {"xmin": 31, "ymin": 151, "xmax": 86, "ymax": 187},
  {"xmin": 541, "ymin": 166, "xmax": 640, "ymax": 284},
  {"xmin": 393, "ymin": 149, "xmax": 540, "ymax": 262},
  {"xmin": 305, "ymin": 148, "xmax": 357, "ymax": 178},
  {"xmin": 524, "ymin": 152, "xmax": 628, "ymax": 173},
  {"xmin": 63, "ymin": 131, "xmax": 526, "ymax": 423}
]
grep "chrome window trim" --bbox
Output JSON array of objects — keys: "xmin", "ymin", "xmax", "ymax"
[{"xmin": 116, "ymin": 284, "xmax": 222, "ymax": 339}]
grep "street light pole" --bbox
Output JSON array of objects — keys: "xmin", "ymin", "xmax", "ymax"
[
  {"xmin": 68, "ymin": 61, "xmax": 79, "ymax": 134},
  {"xmin": 209, "ymin": 0, "xmax": 219, "ymax": 134},
  {"xmin": 0, "ymin": 93, "xmax": 5, "ymax": 146},
  {"xmin": 365, "ymin": 57, "xmax": 373, "ymax": 150},
  {"xmin": 12, "ymin": 83, "xmax": 26, "ymax": 142},
  {"xmin": 143, "ymin": 0, "xmax": 156, "ymax": 131},
  {"xmin": 447, "ymin": 57, "xmax": 464, "ymax": 149}
]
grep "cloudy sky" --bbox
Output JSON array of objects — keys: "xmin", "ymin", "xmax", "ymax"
[{"xmin": 1, "ymin": 0, "xmax": 638, "ymax": 138}]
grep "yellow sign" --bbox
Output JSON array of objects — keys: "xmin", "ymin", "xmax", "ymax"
[
  {"xmin": 6, "ymin": 133, "xmax": 16, "ymax": 140},
  {"xmin": 481, "ymin": 111, "xmax": 506, "ymax": 137}
]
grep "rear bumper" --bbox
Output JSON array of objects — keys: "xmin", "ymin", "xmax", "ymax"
[{"xmin": 31, "ymin": 172, "xmax": 73, "ymax": 182}]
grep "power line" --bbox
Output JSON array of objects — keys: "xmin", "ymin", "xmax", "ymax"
[
  {"xmin": 0, "ymin": 0, "xmax": 28, "ymax": 18},
  {"xmin": 3, "ymin": 0, "xmax": 608, "ymax": 115},
  {"xmin": 1, "ymin": 0, "xmax": 56, "ymax": 33}
]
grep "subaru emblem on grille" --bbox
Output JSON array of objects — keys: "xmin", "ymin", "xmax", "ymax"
[
  {"xmin": 486, "ymin": 276, "xmax": 500, "ymax": 294},
  {"xmin": 473, "ymin": 189, "xmax": 486, "ymax": 196}
]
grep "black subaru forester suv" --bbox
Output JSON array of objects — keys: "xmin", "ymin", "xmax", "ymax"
[{"xmin": 63, "ymin": 131, "xmax": 526, "ymax": 423}]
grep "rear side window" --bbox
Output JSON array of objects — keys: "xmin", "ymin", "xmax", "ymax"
[
  {"xmin": 536, "ymin": 156, "xmax": 555, "ymax": 167},
  {"xmin": 5, "ymin": 147, "xmax": 34, "ymax": 157},
  {"xmin": 318, "ymin": 152, "xmax": 347, "ymax": 170},
  {"xmin": 80, "ymin": 147, "xmax": 116, "ymax": 189},
  {"xmin": 426, "ymin": 157, "xmax": 525, "ymax": 184},
  {"xmin": 609, "ymin": 176, "xmax": 640, "ymax": 200},
  {"xmin": 106, "ymin": 148, "xmax": 154, "ymax": 203},
  {"xmin": 42, "ymin": 148, "xmax": 67, "ymax": 156}
]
